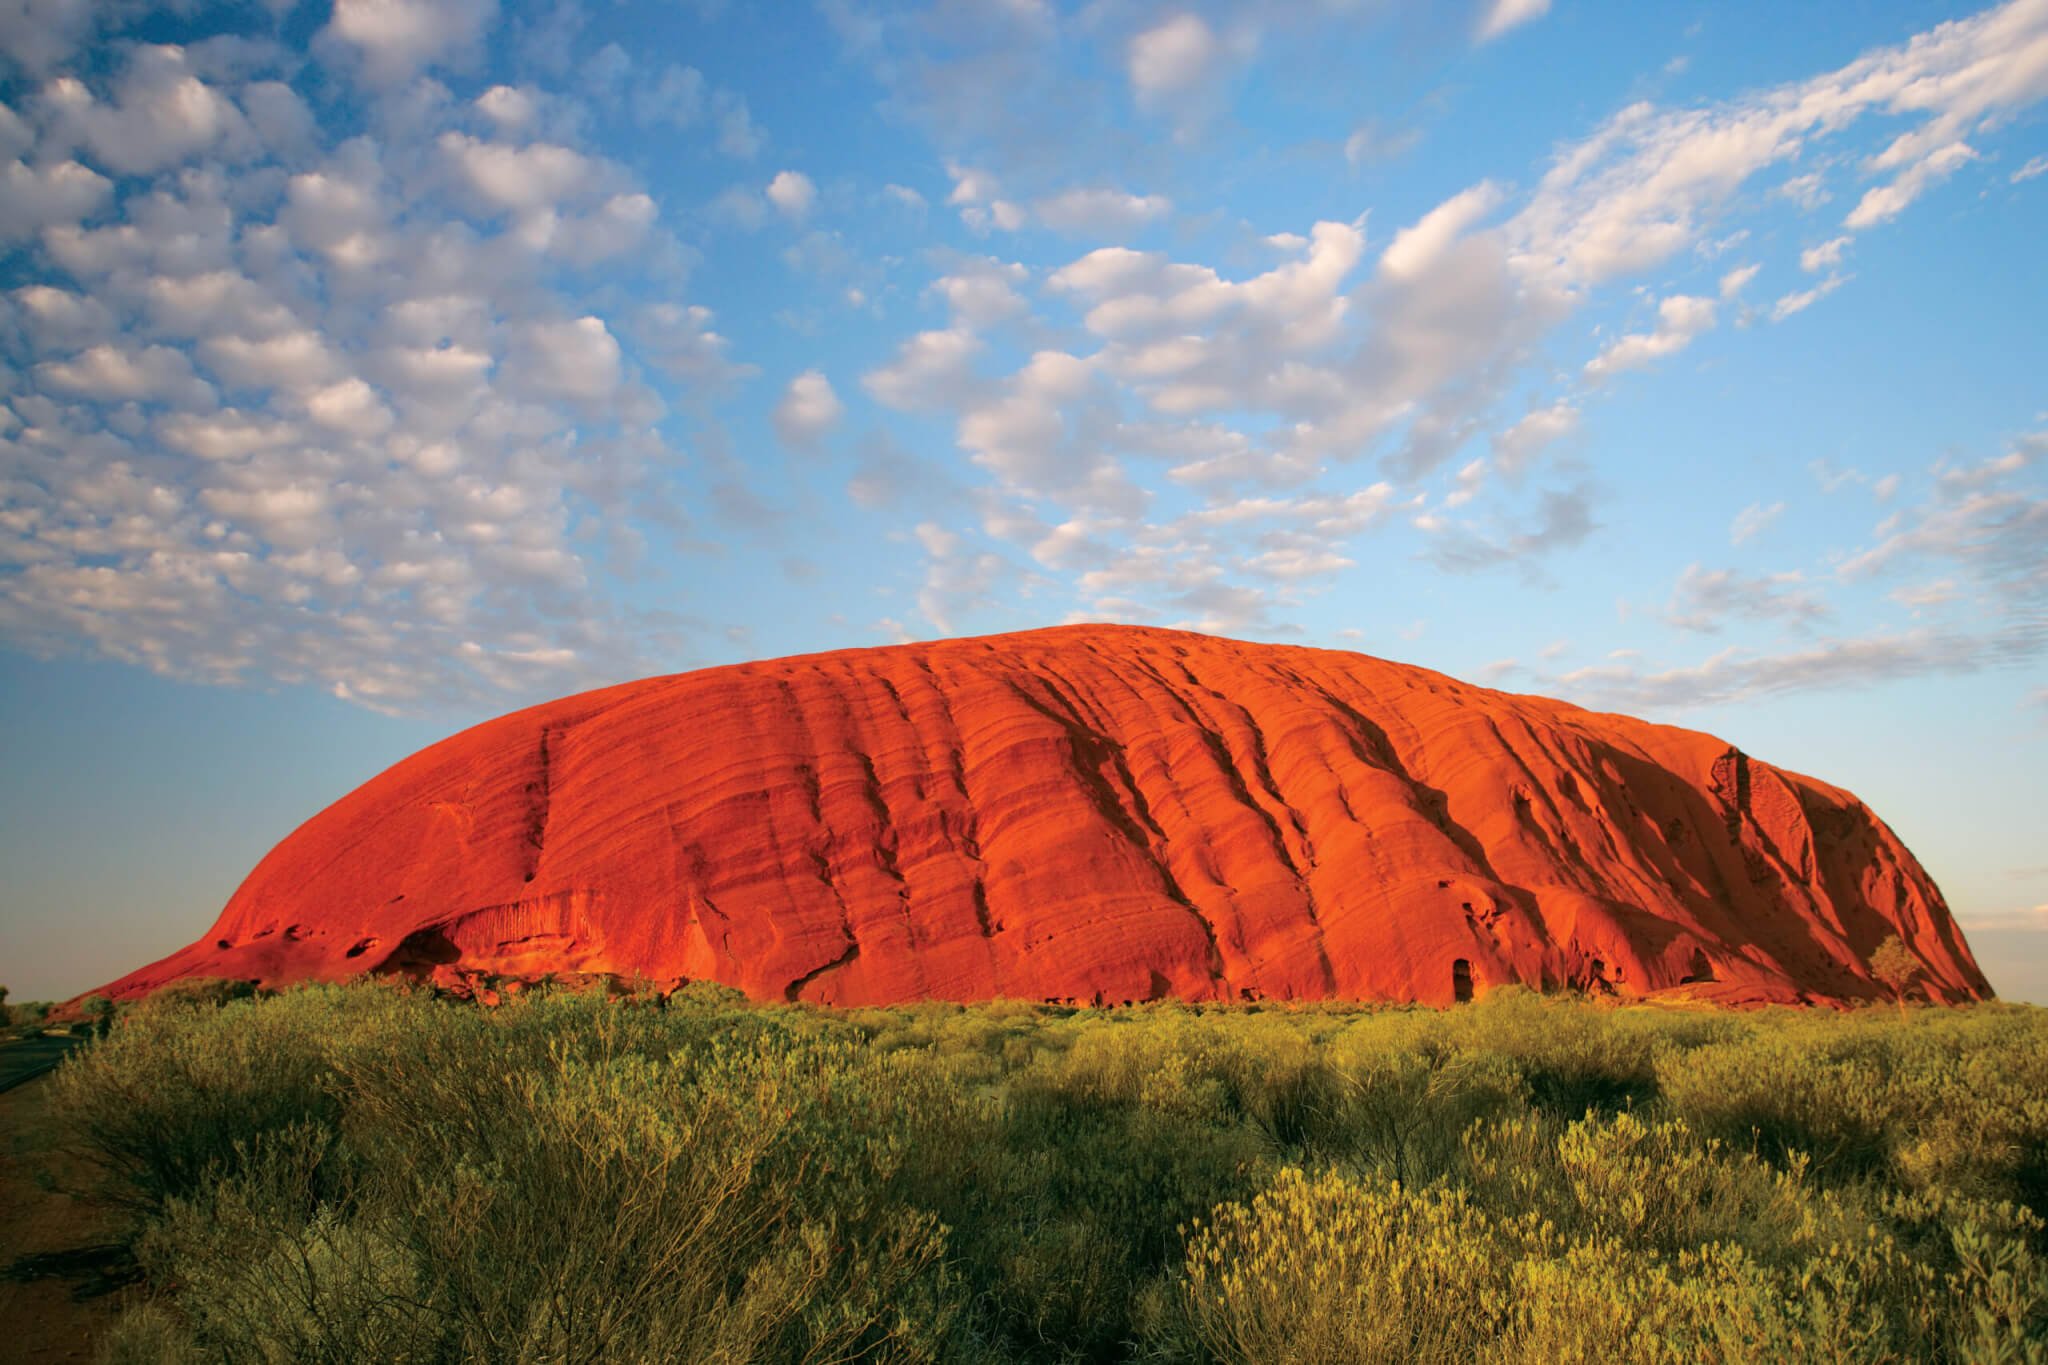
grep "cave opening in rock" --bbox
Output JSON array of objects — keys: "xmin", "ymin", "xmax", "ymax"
[{"xmin": 1453, "ymin": 958, "xmax": 1473, "ymax": 1003}]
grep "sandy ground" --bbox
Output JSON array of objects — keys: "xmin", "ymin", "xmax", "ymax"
[{"xmin": 0, "ymin": 1056, "xmax": 140, "ymax": 1363}]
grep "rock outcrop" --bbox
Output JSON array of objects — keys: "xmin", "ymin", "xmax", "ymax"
[{"xmin": 96, "ymin": 626, "xmax": 1991, "ymax": 1007}]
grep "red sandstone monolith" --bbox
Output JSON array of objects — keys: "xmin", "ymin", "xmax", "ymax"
[{"xmin": 94, "ymin": 626, "xmax": 1991, "ymax": 1008}]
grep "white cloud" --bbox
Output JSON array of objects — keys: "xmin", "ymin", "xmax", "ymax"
[
  {"xmin": 957, "ymin": 349, "xmax": 1116, "ymax": 499},
  {"xmin": 929, "ymin": 258, "xmax": 1029, "ymax": 330},
  {"xmin": 1891, "ymin": 579, "xmax": 1960, "ymax": 609},
  {"xmin": 1838, "ymin": 432, "xmax": 2046, "ymax": 600},
  {"xmin": 1584, "ymin": 294, "xmax": 1716, "ymax": 379},
  {"xmin": 771, "ymin": 369, "xmax": 844, "ymax": 450},
  {"xmin": 633, "ymin": 302, "xmax": 755, "ymax": 390},
  {"xmin": 1958, "ymin": 904, "xmax": 2048, "ymax": 933},
  {"xmin": 35, "ymin": 342, "xmax": 214, "ymax": 406},
  {"xmin": 2013, "ymin": 153, "xmax": 2048, "ymax": 183},
  {"xmin": 630, "ymin": 63, "xmax": 704, "ymax": 128},
  {"xmin": 1664, "ymin": 564, "xmax": 1829, "ymax": 632},
  {"xmin": 1418, "ymin": 485, "xmax": 1598, "ymax": 577},
  {"xmin": 1492, "ymin": 403, "xmax": 1577, "ymax": 476},
  {"xmin": 1800, "ymin": 235, "xmax": 1851, "ymax": 272},
  {"xmin": 945, "ymin": 162, "xmax": 1024, "ymax": 234},
  {"xmin": 42, "ymin": 46, "xmax": 252, "ymax": 176},
  {"xmin": 0, "ymin": 28, "xmax": 716, "ymax": 711},
  {"xmin": 1771, "ymin": 273, "xmax": 1848, "ymax": 321},
  {"xmin": 766, "ymin": 169, "xmax": 816, "ymax": 219},
  {"xmin": 0, "ymin": 0, "xmax": 99, "ymax": 73},
  {"xmin": 0, "ymin": 158, "xmax": 111, "ymax": 240},
  {"xmin": 1444, "ymin": 458, "xmax": 1486, "ymax": 509},
  {"xmin": 10, "ymin": 283, "xmax": 115, "ymax": 349},
  {"xmin": 910, "ymin": 519, "xmax": 1004, "ymax": 633},
  {"xmin": 476, "ymin": 83, "xmax": 539, "ymax": 130},
  {"xmin": 1344, "ymin": 121, "xmax": 1422, "ymax": 167},
  {"xmin": 1511, "ymin": 3, "xmax": 2048, "ymax": 293},
  {"xmin": 1729, "ymin": 500, "xmax": 1784, "ymax": 544},
  {"xmin": 1033, "ymin": 187, "xmax": 1173, "ymax": 237},
  {"xmin": 1476, "ymin": 0, "xmax": 1550, "ymax": 43},
  {"xmin": 1846, "ymin": 141, "xmax": 1976, "ymax": 230},
  {"xmin": 303, "ymin": 377, "xmax": 394, "ymax": 437},
  {"xmin": 200, "ymin": 329, "xmax": 342, "ymax": 394},
  {"xmin": 440, "ymin": 132, "xmax": 593, "ymax": 213},
  {"xmin": 1551, "ymin": 624, "xmax": 2044, "ymax": 714},
  {"xmin": 1379, "ymin": 183, "xmax": 1503, "ymax": 280},
  {"xmin": 1718, "ymin": 262, "xmax": 1760, "ymax": 298},
  {"xmin": 1128, "ymin": 13, "xmax": 1219, "ymax": 107},
  {"xmin": 512, "ymin": 316, "xmax": 623, "ymax": 400},
  {"xmin": 322, "ymin": 0, "xmax": 498, "ymax": 84},
  {"xmin": 863, "ymin": 329, "xmax": 984, "ymax": 412}
]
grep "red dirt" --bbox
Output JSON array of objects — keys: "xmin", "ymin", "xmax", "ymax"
[
  {"xmin": 94, "ymin": 625, "xmax": 1990, "ymax": 1008},
  {"xmin": 0, "ymin": 1074, "xmax": 136, "ymax": 1362}
]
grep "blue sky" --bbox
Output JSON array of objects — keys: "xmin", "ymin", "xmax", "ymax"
[{"xmin": 1, "ymin": 0, "xmax": 2043, "ymax": 1003}]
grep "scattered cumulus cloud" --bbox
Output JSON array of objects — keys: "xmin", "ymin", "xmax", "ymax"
[
  {"xmin": 1771, "ymin": 274, "xmax": 1848, "ymax": 321},
  {"xmin": 321, "ymin": 0, "xmax": 498, "ymax": 85},
  {"xmin": 766, "ymin": 169, "xmax": 816, "ymax": 220},
  {"xmin": 1846, "ymin": 141, "xmax": 1976, "ymax": 229},
  {"xmin": 771, "ymin": 369, "xmax": 844, "ymax": 450},
  {"xmin": 1800, "ymin": 236, "xmax": 1852, "ymax": 272},
  {"xmin": 1730, "ymin": 500, "xmax": 1784, "ymax": 544},
  {"xmin": 1475, "ymin": 0, "xmax": 1551, "ymax": 43},
  {"xmin": 1128, "ymin": 13, "xmax": 1221, "ymax": 107},
  {"xmin": 3, "ymin": 0, "xmax": 2046, "ymax": 715},
  {"xmin": 1664, "ymin": 564, "xmax": 1829, "ymax": 633},
  {"xmin": 1718, "ymin": 263, "xmax": 1760, "ymax": 298},
  {"xmin": 1584, "ymin": 295, "xmax": 1715, "ymax": 379},
  {"xmin": 1032, "ymin": 187, "xmax": 1173, "ymax": 237},
  {"xmin": 1344, "ymin": 121, "xmax": 1423, "ymax": 167}
]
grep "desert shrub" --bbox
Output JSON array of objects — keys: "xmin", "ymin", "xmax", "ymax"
[
  {"xmin": 1654, "ymin": 1019, "xmax": 1896, "ymax": 1177},
  {"xmin": 4, "ymin": 997, "xmax": 52, "ymax": 1036},
  {"xmin": 932, "ymin": 1062, "xmax": 1270, "ymax": 1359},
  {"xmin": 1447, "ymin": 988, "xmax": 1668, "ymax": 1115},
  {"xmin": 113, "ymin": 1019, "xmax": 969, "ymax": 1363},
  {"xmin": 123, "ymin": 977, "xmax": 261, "ymax": 1016},
  {"xmin": 1319, "ymin": 1012, "xmax": 1526, "ymax": 1184},
  {"xmin": 126, "ymin": 1122, "xmax": 437, "ymax": 1363},
  {"xmin": 1166, "ymin": 1166, "xmax": 1527, "ymax": 1363},
  {"xmin": 66, "ymin": 985, "xmax": 2048, "ymax": 1363},
  {"xmin": 1657, "ymin": 1005, "xmax": 2048, "ymax": 1207},
  {"xmin": 48, "ymin": 984, "xmax": 403, "ymax": 1213},
  {"xmin": 96, "ymin": 1300, "xmax": 201, "ymax": 1365}
]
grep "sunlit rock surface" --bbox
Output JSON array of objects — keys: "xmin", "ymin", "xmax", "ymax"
[{"xmin": 99, "ymin": 625, "xmax": 1990, "ymax": 1008}]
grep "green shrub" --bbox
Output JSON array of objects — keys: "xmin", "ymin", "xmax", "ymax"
[
  {"xmin": 59, "ymin": 984, "xmax": 2048, "ymax": 1364},
  {"xmin": 48, "ymin": 984, "xmax": 385, "ymax": 1213},
  {"xmin": 1168, "ymin": 1166, "xmax": 1528, "ymax": 1363}
]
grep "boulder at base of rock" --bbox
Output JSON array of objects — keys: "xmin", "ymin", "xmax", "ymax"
[{"xmin": 94, "ymin": 625, "xmax": 1990, "ymax": 1009}]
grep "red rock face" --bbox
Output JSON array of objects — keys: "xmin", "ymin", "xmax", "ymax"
[{"xmin": 98, "ymin": 626, "xmax": 1990, "ymax": 1008}]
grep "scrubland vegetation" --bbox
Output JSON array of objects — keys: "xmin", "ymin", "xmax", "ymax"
[{"xmin": 36, "ymin": 980, "xmax": 2048, "ymax": 1362}]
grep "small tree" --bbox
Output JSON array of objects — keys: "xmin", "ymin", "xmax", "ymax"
[{"xmin": 1869, "ymin": 935, "xmax": 1918, "ymax": 1017}]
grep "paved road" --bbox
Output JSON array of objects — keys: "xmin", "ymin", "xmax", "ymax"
[{"xmin": 0, "ymin": 1034, "xmax": 88, "ymax": 1093}]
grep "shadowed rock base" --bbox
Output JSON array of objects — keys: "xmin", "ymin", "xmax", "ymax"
[{"xmin": 95, "ymin": 625, "xmax": 1990, "ymax": 1009}]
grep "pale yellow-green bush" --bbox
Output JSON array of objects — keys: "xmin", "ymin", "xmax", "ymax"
[
  {"xmin": 1174, "ymin": 1167, "xmax": 1525, "ymax": 1364},
  {"xmin": 54, "ymin": 983, "xmax": 2048, "ymax": 1364}
]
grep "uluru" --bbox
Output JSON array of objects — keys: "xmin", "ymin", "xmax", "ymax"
[{"xmin": 94, "ymin": 626, "xmax": 1990, "ymax": 1009}]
